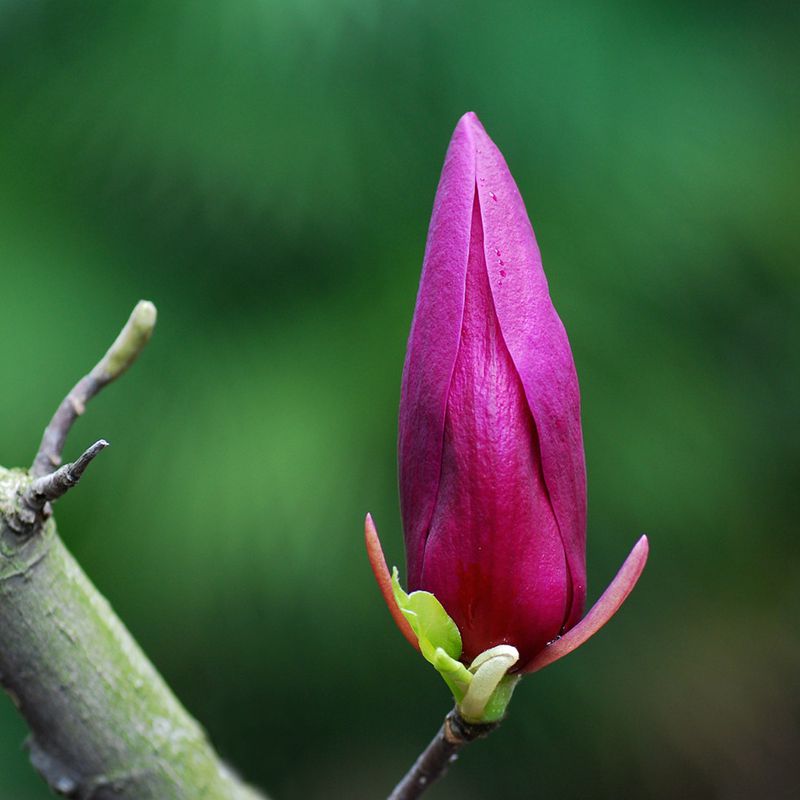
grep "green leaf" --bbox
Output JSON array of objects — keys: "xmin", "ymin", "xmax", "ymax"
[
  {"xmin": 390, "ymin": 568, "xmax": 473, "ymax": 702},
  {"xmin": 389, "ymin": 570, "xmax": 523, "ymax": 721},
  {"xmin": 391, "ymin": 568, "xmax": 462, "ymax": 660}
]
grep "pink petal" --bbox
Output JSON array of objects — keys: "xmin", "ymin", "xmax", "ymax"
[
  {"xmin": 467, "ymin": 113, "xmax": 588, "ymax": 629},
  {"xmin": 523, "ymin": 535, "xmax": 649, "ymax": 673},
  {"xmin": 418, "ymin": 193, "xmax": 569, "ymax": 665},
  {"xmin": 398, "ymin": 115, "xmax": 477, "ymax": 588},
  {"xmin": 364, "ymin": 514, "xmax": 420, "ymax": 652}
]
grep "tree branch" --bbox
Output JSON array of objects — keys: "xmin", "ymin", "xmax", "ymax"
[
  {"xmin": 31, "ymin": 300, "xmax": 156, "ymax": 478},
  {"xmin": 0, "ymin": 302, "xmax": 267, "ymax": 799},
  {"xmin": 387, "ymin": 709, "xmax": 499, "ymax": 800}
]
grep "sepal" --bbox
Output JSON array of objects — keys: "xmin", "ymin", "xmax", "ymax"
[
  {"xmin": 459, "ymin": 646, "xmax": 520, "ymax": 723},
  {"xmin": 524, "ymin": 535, "xmax": 649, "ymax": 673},
  {"xmin": 390, "ymin": 568, "xmax": 472, "ymax": 701},
  {"xmin": 391, "ymin": 568, "xmax": 520, "ymax": 723}
]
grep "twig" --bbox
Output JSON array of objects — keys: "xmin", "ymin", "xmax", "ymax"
[
  {"xmin": 24, "ymin": 439, "xmax": 108, "ymax": 511},
  {"xmin": 388, "ymin": 709, "xmax": 499, "ymax": 800},
  {"xmin": 31, "ymin": 300, "xmax": 156, "ymax": 477}
]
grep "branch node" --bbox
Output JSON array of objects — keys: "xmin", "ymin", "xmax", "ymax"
[
  {"xmin": 68, "ymin": 394, "xmax": 85, "ymax": 416},
  {"xmin": 388, "ymin": 709, "xmax": 499, "ymax": 800}
]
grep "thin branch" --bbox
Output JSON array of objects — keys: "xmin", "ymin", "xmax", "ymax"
[
  {"xmin": 24, "ymin": 439, "xmax": 109, "ymax": 512},
  {"xmin": 31, "ymin": 300, "xmax": 157, "ymax": 477},
  {"xmin": 388, "ymin": 709, "xmax": 499, "ymax": 800}
]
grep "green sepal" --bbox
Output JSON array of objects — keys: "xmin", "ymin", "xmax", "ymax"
[
  {"xmin": 390, "ymin": 568, "xmax": 461, "ymax": 660},
  {"xmin": 391, "ymin": 568, "xmax": 473, "ymax": 701},
  {"xmin": 475, "ymin": 674, "xmax": 521, "ymax": 723},
  {"xmin": 431, "ymin": 647, "xmax": 473, "ymax": 704},
  {"xmin": 390, "ymin": 569, "xmax": 521, "ymax": 720}
]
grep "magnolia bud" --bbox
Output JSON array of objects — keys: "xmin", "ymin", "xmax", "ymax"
[{"xmin": 366, "ymin": 113, "xmax": 648, "ymax": 719}]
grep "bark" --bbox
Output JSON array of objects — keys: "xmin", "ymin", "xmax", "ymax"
[
  {"xmin": 0, "ymin": 302, "xmax": 266, "ymax": 799},
  {"xmin": 0, "ymin": 472, "xmax": 264, "ymax": 800},
  {"xmin": 387, "ymin": 709, "xmax": 498, "ymax": 800}
]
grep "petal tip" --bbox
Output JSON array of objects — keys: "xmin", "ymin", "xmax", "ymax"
[
  {"xmin": 364, "ymin": 512, "xmax": 377, "ymax": 548},
  {"xmin": 363, "ymin": 514, "xmax": 420, "ymax": 653},
  {"xmin": 523, "ymin": 535, "xmax": 649, "ymax": 673},
  {"xmin": 630, "ymin": 534, "xmax": 650, "ymax": 570},
  {"xmin": 454, "ymin": 110, "xmax": 486, "ymax": 139}
]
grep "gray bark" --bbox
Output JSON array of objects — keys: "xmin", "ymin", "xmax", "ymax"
[
  {"xmin": 0, "ymin": 467, "xmax": 264, "ymax": 799},
  {"xmin": 0, "ymin": 301, "xmax": 266, "ymax": 799}
]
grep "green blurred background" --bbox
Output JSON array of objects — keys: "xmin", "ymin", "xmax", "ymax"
[{"xmin": 1, "ymin": 1, "xmax": 798, "ymax": 797}]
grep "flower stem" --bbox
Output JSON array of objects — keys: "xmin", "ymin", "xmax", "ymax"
[{"xmin": 387, "ymin": 709, "xmax": 499, "ymax": 800}]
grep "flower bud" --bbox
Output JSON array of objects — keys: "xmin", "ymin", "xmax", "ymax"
[{"xmin": 366, "ymin": 112, "xmax": 647, "ymax": 685}]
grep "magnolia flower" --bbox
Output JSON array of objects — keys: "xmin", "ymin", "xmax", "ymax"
[{"xmin": 366, "ymin": 112, "xmax": 647, "ymax": 718}]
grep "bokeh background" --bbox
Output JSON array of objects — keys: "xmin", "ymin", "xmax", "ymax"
[{"xmin": 1, "ymin": 1, "xmax": 798, "ymax": 798}]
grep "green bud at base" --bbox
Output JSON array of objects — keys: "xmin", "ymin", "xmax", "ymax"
[{"xmin": 391, "ymin": 568, "xmax": 521, "ymax": 724}]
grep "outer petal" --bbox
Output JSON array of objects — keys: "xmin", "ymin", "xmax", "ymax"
[
  {"xmin": 467, "ymin": 113, "xmax": 587, "ymax": 629},
  {"xmin": 523, "ymin": 535, "xmax": 649, "ymax": 673},
  {"xmin": 398, "ymin": 116, "xmax": 477, "ymax": 587}
]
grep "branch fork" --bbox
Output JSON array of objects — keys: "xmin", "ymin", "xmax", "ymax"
[{"xmin": 0, "ymin": 301, "xmax": 265, "ymax": 799}]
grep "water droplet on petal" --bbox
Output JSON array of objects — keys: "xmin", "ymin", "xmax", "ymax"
[
  {"xmin": 500, "ymin": 269, "xmax": 507, "ymax": 278},
  {"xmin": 489, "ymin": 192, "xmax": 497, "ymax": 202}
]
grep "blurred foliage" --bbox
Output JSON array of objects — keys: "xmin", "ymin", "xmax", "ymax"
[{"xmin": 0, "ymin": 1, "xmax": 798, "ymax": 798}]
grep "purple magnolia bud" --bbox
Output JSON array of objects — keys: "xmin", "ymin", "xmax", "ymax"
[{"xmin": 366, "ymin": 112, "xmax": 647, "ymax": 674}]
